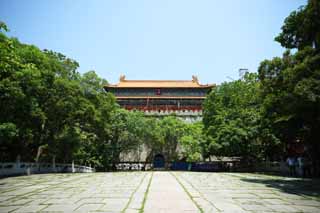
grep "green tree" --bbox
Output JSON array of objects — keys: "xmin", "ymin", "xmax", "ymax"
[
  {"xmin": 203, "ymin": 73, "xmax": 280, "ymax": 161},
  {"xmin": 258, "ymin": 48, "xmax": 320, "ymax": 164},
  {"xmin": 104, "ymin": 109, "xmax": 147, "ymax": 170},
  {"xmin": 180, "ymin": 122, "xmax": 204, "ymax": 162},
  {"xmin": 159, "ymin": 116, "xmax": 186, "ymax": 161},
  {"xmin": 141, "ymin": 117, "xmax": 164, "ymax": 163},
  {"xmin": 0, "ymin": 24, "xmax": 118, "ymax": 168},
  {"xmin": 259, "ymin": 0, "xmax": 320, "ymax": 172},
  {"xmin": 275, "ymin": 0, "xmax": 320, "ymax": 50}
]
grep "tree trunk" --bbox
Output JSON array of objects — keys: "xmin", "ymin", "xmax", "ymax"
[{"xmin": 35, "ymin": 146, "xmax": 42, "ymax": 163}]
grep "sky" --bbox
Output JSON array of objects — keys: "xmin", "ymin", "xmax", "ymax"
[{"xmin": 0, "ymin": 0, "xmax": 307, "ymax": 85}]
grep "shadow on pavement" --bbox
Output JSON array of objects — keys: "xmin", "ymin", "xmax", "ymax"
[{"xmin": 239, "ymin": 177, "xmax": 320, "ymax": 198}]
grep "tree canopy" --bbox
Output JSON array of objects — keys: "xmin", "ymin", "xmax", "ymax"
[
  {"xmin": 258, "ymin": 0, "xmax": 320, "ymax": 166},
  {"xmin": 203, "ymin": 73, "xmax": 281, "ymax": 161}
]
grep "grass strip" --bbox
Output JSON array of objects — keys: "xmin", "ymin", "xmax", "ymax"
[
  {"xmin": 122, "ymin": 172, "xmax": 148, "ymax": 213},
  {"xmin": 171, "ymin": 172, "xmax": 204, "ymax": 213},
  {"xmin": 139, "ymin": 172, "xmax": 153, "ymax": 213}
]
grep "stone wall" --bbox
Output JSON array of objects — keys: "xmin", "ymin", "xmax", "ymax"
[{"xmin": 144, "ymin": 110, "xmax": 202, "ymax": 123}]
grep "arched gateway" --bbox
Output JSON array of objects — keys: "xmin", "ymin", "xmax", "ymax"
[{"xmin": 153, "ymin": 154, "xmax": 165, "ymax": 168}]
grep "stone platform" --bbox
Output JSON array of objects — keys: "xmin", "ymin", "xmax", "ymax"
[{"xmin": 0, "ymin": 172, "xmax": 320, "ymax": 212}]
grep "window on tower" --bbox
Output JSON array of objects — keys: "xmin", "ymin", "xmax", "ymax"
[{"xmin": 156, "ymin": 88, "xmax": 161, "ymax": 95}]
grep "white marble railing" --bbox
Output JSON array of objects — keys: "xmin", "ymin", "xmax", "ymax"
[
  {"xmin": 0, "ymin": 162, "xmax": 95, "ymax": 176},
  {"xmin": 144, "ymin": 110, "xmax": 202, "ymax": 116}
]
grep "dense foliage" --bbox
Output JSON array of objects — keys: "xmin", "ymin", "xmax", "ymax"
[
  {"xmin": 0, "ymin": 23, "xmax": 118, "ymax": 169},
  {"xmin": 203, "ymin": 0, "xmax": 320, "ymax": 173},
  {"xmin": 203, "ymin": 73, "xmax": 281, "ymax": 161},
  {"xmin": 259, "ymin": 0, "xmax": 320, "ymax": 171}
]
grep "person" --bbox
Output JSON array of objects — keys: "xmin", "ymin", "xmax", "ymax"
[
  {"xmin": 286, "ymin": 156, "xmax": 296, "ymax": 176},
  {"xmin": 297, "ymin": 156, "xmax": 304, "ymax": 177},
  {"xmin": 298, "ymin": 153, "xmax": 313, "ymax": 178},
  {"xmin": 303, "ymin": 155, "xmax": 312, "ymax": 178}
]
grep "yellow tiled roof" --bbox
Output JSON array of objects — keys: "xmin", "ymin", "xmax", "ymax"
[{"xmin": 105, "ymin": 75, "xmax": 215, "ymax": 88}]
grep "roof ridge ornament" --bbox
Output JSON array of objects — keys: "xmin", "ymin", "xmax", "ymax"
[
  {"xmin": 192, "ymin": 75, "xmax": 199, "ymax": 84},
  {"xmin": 120, "ymin": 75, "xmax": 126, "ymax": 82}
]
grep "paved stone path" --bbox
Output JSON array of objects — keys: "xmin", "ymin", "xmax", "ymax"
[
  {"xmin": 175, "ymin": 172, "xmax": 320, "ymax": 213},
  {"xmin": 144, "ymin": 172, "xmax": 198, "ymax": 212},
  {"xmin": 0, "ymin": 172, "xmax": 320, "ymax": 212}
]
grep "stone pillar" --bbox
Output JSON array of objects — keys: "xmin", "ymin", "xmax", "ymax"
[
  {"xmin": 52, "ymin": 156, "xmax": 56, "ymax": 172},
  {"xmin": 16, "ymin": 155, "xmax": 21, "ymax": 170},
  {"xmin": 26, "ymin": 167, "xmax": 31, "ymax": 176}
]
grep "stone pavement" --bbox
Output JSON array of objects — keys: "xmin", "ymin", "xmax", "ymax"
[
  {"xmin": 174, "ymin": 172, "xmax": 320, "ymax": 213},
  {"xmin": 143, "ymin": 172, "xmax": 199, "ymax": 213},
  {"xmin": 0, "ymin": 172, "xmax": 319, "ymax": 213}
]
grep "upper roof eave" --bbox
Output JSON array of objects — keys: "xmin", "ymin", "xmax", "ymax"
[
  {"xmin": 104, "ymin": 75, "xmax": 215, "ymax": 89},
  {"xmin": 104, "ymin": 83, "xmax": 215, "ymax": 89},
  {"xmin": 104, "ymin": 84, "xmax": 216, "ymax": 89}
]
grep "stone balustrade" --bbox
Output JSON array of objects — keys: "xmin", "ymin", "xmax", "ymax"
[
  {"xmin": 144, "ymin": 109, "xmax": 202, "ymax": 116},
  {"xmin": 0, "ymin": 162, "xmax": 95, "ymax": 177}
]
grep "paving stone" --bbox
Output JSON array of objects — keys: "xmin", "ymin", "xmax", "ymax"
[
  {"xmin": 125, "ymin": 209, "xmax": 140, "ymax": 213},
  {"xmin": 25, "ymin": 198, "xmax": 48, "ymax": 206},
  {"xmin": 257, "ymin": 193, "xmax": 282, "ymax": 199},
  {"xmin": 143, "ymin": 172, "xmax": 199, "ymax": 212},
  {"xmin": 4, "ymin": 198, "xmax": 33, "ymax": 206},
  {"xmin": 289, "ymin": 199, "xmax": 320, "ymax": 207},
  {"xmin": 74, "ymin": 203, "xmax": 104, "ymax": 212},
  {"xmin": 0, "ymin": 172, "xmax": 320, "ymax": 213},
  {"xmin": 75, "ymin": 197, "xmax": 105, "ymax": 205},
  {"xmin": 193, "ymin": 197, "xmax": 219, "ymax": 212},
  {"xmin": 42, "ymin": 198, "xmax": 78, "ymax": 205},
  {"xmin": 292, "ymin": 205, "xmax": 320, "ymax": 213},
  {"xmin": 0, "ymin": 206, "xmax": 20, "ymax": 212},
  {"xmin": 0, "ymin": 196, "xmax": 14, "ymax": 202},
  {"xmin": 233, "ymin": 198, "xmax": 268, "ymax": 206},
  {"xmin": 261, "ymin": 198, "xmax": 291, "ymax": 205},
  {"xmin": 173, "ymin": 172, "xmax": 320, "ymax": 213},
  {"xmin": 42, "ymin": 204, "xmax": 79, "ymax": 212},
  {"xmin": 213, "ymin": 202, "xmax": 246, "ymax": 212},
  {"xmin": 99, "ymin": 198, "xmax": 128, "ymax": 211},
  {"xmin": 240, "ymin": 204, "xmax": 273, "ymax": 211},
  {"xmin": 267, "ymin": 204, "xmax": 301, "ymax": 212},
  {"xmin": 12, "ymin": 204, "xmax": 48, "ymax": 212}
]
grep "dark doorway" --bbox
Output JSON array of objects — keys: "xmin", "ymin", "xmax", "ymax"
[{"xmin": 153, "ymin": 154, "xmax": 165, "ymax": 168}]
